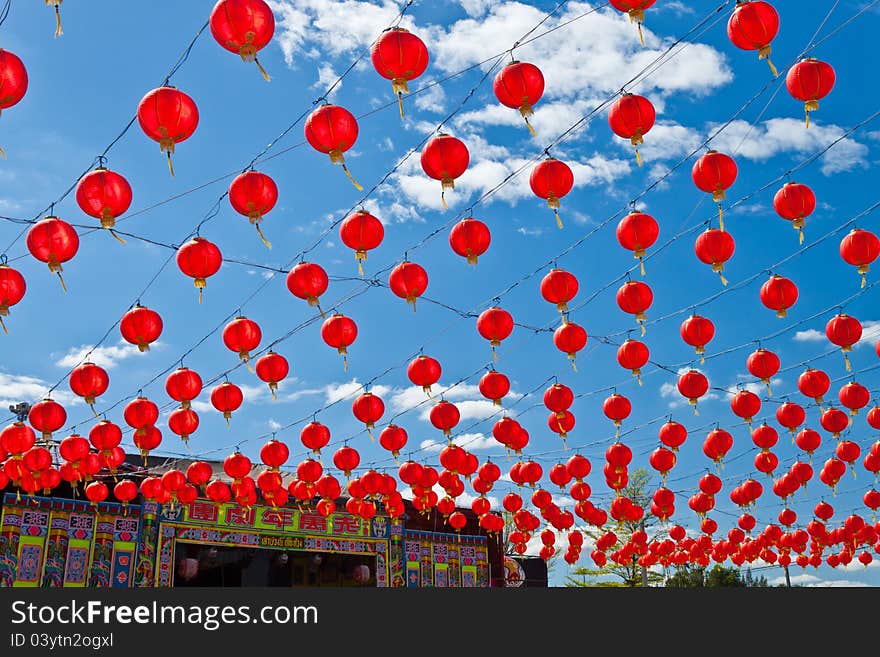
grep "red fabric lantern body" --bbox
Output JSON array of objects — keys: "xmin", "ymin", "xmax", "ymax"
[
  {"xmin": 694, "ymin": 227, "xmax": 735, "ymax": 285},
  {"xmin": 617, "ymin": 339, "xmax": 650, "ymax": 384},
  {"xmin": 176, "ymin": 237, "xmax": 222, "ymax": 303},
  {"xmin": 210, "ymin": 382, "xmax": 243, "ymax": 425},
  {"xmin": 603, "ymin": 394, "xmax": 632, "ymax": 435},
  {"xmin": 119, "ymin": 305, "xmax": 163, "ymax": 352},
  {"xmin": 680, "ymin": 314, "xmax": 715, "ymax": 362},
  {"xmin": 339, "ymin": 210, "xmax": 384, "ymax": 275},
  {"xmin": 255, "ymin": 351, "xmax": 289, "ymax": 399},
  {"xmin": 692, "ymin": 151, "xmax": 737, "ymax": 229},
  {"xmin": 840, "ymin": 228, "xmax": 880, "ymax": 288},
  {"xmin": 659, "ymin": 421, "xmax": 687, "ymax": 451},
  {"xmin": 839, "ymin": 382, "xmax": 870, "ymax": 417},
  {"xmin": 407, "ymin": 355, "xmax": 442, "ymax": 394},
  {"xmin": 69, "ymin": 363, "xmax": 109, "ymax": 413},
  {"xmin": 747, "ymin": 348, "xmax": 780, "ymax": 394},
  {"xmin": 554, "ymin": 321, "xmax": 588, "ymax": 371},
  {"xmin": 821, "ymin": 407, "xmax": 849, "ymax": 438},
  {"xmin": 677, "ymin": 370, "xmax": 709, "ymax": 414},
  {"xmin": 616, "ymin": 280, "xmax": 653, "ymax": 335},
  {"xmin": 137, "ymin": 86, "xmax": 199, "ymax": 175},
  {"xmin": 75, "ymin": 167, "xmax": 133, "ymax": 231},
  {"xmin": 0, "ymin": 264, "xmax": 26, "ymax": 333},
  {"xmin": 379, "ymin": 425, "xmax": 408, "ymax": 458},
  {"xmin": 209, "ymin": 0, "xmax": 275, "ymax": 80},
  {"xmin": 609, "ymin": 0, "xmax": 656, "ymax": 45},
  {"xmin": 493, "ymin": 61, "xmax": 544, "ymax": 136},
  {"xmin": 786, "ymin": 58, "xmax": 835, "ymax": 127},
  {"xmin": 305, "ymin": 104, "xmax": 362, "ymax": 189},
  {"xmin": 825, "ymin": 313, "xmax": 862, "ymax": 371},
  {"xmin": 530, "ymin": 158, "xmax": 574, "ymax": 229},
  {"xmin": 449, "ymin": 217, "xmax": 490, "ymax": 265},
  {"xmin": 759, "ymin": 274, "xmax": 798, "ymax": 317},
  {"xmin": 703, "ymin": 428, "xmax": 733, "ymax": 465},
  {"xmin": 165, "ymin": 367, "xmax": 203, "ymax": 409},
  {"xmin": 321, "ymin": 314, "xmax": 358, "ymax": 369},
  {"xmin": 421, "ymin": 134, "xmax": 469, "ymax": 209},
  {"xmin": 352, "ymin": 392, "xmax": 384, "ymax": 434},
  {"xmin": 608, "ymin": 93, "xmax": 655, "ymax": 166},
  {"xmin": 776, "ymin": 401, "xmax": 805, "ymax": 435},
  {"xmin": 541, "ymin": 268, "xmax": 579, "ymax": 314},
  {"xmin": 28, "ymin": 399, "xmax": 66, "ymax": 442},
  {"xmin": 389, "ymin": 261, "xmax": 428, "ymax": 310},
  {"xmin": 168, "ymin": 408, "xmax": 199, "ymax": 443},
  {"xmin": 260, "ymin": 439, "xmax": 289, "ymax": 470},
  {"xmin": 222, "ymin": 316, "xmax": 262, "ymax": 367},
  {"xmin": 228, "ymin": 170, "xmax": 278, "ymax": 247},
  {"xmin": 0, "ymin": 49, "xmax": 28, "ymax": 113},
  {"xmin": 731, "ymin": 390, "xmax": 761, "ymax": 426},
  {"xmin": 479, "ymin": 370, "xmax": 510, "ymax": 406},
  {"xmin": 727, "ymin": 0, "xmax": 780, "ymax": 75},
  {"xmin": 287, "ymin": 262, "xmax": 328, "ymax": 310},
  {"xmin": 617, "ymin": 211, "xmax": 659, "ymax": 275},
  {"xmin": 798, "ymin": 369, "xmax": 831, "ymax": 406},
  {"xmin": 124, "ymin": 397, "xmax": 158, "ymax": 437},
  {"xmin": 371, "ymin": 27, "xmax": 429, "ymax": 118},
  {"xmin": 300, "ymin": 422, "xmax": 330, "ymax": 456},
  {"xmin": 26, "ymin": 216, "xmax": 79, "ymax": 290},
  {"xmin": 333, "ymin": 446, "xmax": 360, "ymax": 478},
  {"xmin": 476, "ymin": 307, "xmax": 514, "ymax": 360},
  {"xmin": 774, "ymin": 182, "xmax": 815, "ymax": 244}
]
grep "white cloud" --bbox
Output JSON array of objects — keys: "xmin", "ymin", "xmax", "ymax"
[
  {"xmin": 312, "ymin": 62, "xmax": 342, "ymax": 98},
  {"xmin": 0, "ymin": 372, "xmax": 81, "ymax": 408},
  {"xmin": 724, "ymin": 378, "xmax": 783, "ymax": 399},
  {"xmin": 419, "ymin": 432, "xmax": 498, "ymax": 452},
  {"xmin": 769, "ymin": 572, "xmax": 870, "ymax": 587},
  {"xmin": 54, "ymin": 340, "xmax": 152, "ymax": 370},
  {"xmin": 794, "ymin": 320, "xmax": 880, "ymax": 348},
  {"xmin": 412, "ymin": 77, "xmax": 447, "ymax": 113},
  {"xmin": 322, "ymin": 379, "xmax": 393, "ymax": 405},
  {"xmin": 517, "ymin": 226, "xmax": 544, "ymax": 237},
  {"xmin": 268, "ymin": 419, "xmax": 283, "ymax": 432}
]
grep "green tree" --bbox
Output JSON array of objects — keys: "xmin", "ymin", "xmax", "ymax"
[{"xmin": 666, "ymin": 564, "xmax": 770, "ymax": 587}]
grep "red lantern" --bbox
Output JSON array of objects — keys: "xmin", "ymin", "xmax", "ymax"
[
  {"xmin": 798, "ymin": 368, "xmax": 831, "ymax": 407},
  {"xmin": 371, "ymin": 27, "xmax": 429, "ymax": 118},
  {"xmin": 677, "ymin": 370, "xmax": 709, "ymax": 415},
  {"xmin": 321, "ymin": 314, "xmax": 357, "ymax": 370},
  {"xmin": 407, "ymin": 355, "xmax": 442, "ymax": 394},
  {"xmin": 747, "ymin": 348, "xmax": 780, "ymax": 395},
  {"xmin": 26, "ymin": 216, "xmax": 79, "ymax": 291},
  {"xmin": 379, "ymin": 425, "xmax": 408, "ymax": 459},
  {"xmin": 759, "ymin": 274, "xmax": 798, "ymax": 318},
  {"xmin": 119, "ymin": 305, "xmax": 163, "ymax": 352},
  {"xmin": 616, "ymin": 280, "xmax": 653, "ymax": 335},
  {"xmin": 727, "ymin": 0, "xmax": 780, "ymax": 76},
  {"xmin": 352, "ymin": 392, "xmax": 384, "ymax": 437},
  {"xmin": 168, "ymin": 408, "xmax": 199, "ymax": 443},
  {"xmin": 223, "ymin": 452, "xmax": 251, "ymax": 484},
  {"xmin": 222, "ymin": 316, "xmax": 262, "ymax": 368},
  {"xmin": 85, "ymin": 481, "xmax": 108, "ymax": 506},
  {"xmin": 287, "ymin": 262, "xmax": 328, "ymax": 312},
  {"xmin": 255, "ymin": 351, "xmax": 289, "ymax": 399},
  {"xmin": 258, "ymin": 440, "xmax": 288, "ymax": 473},
  {"xmin": 608, "ymin": 93, "xmax": 655, "ymax": 166},
  {"xmin": 493, "ymin": 60, "xmax": 544, "ymax": 136},
  {"xmin": 554, "ymin": 321, "xmax": 588, "ymax": 371},
  {"xmin": 867, "ymin": 406, "xmax": 880, "ymax": 430},
  {"xmin": 530, "ymin": 157, "xmax": 573, "ymax": 229},
  {"xmin": 88, "ymin": 420, "xmax": 122, "ymax": 457},
  {"xmin": 649, "ymin": 447, "xmax": 676, "ymax": 478},
  {"xmin": 548, "ymin": 411, "xmax": 575, "ymax": 441},
  {"xmin": 210, "ymin": 382, "xmax": 243, "ymax": 426},
  {"xmin": 133, "ymin": 426, "xmax": 162, "ymax": 462},
  {"xmin": 659, "ymin": 420, "xmax": 687, "ymax": 451},
  {"xmin": 137, "ymin": 86, "xmax": 199, "ymax": 175},
  {"xmin": 826, "ymin": 313, "xmax": 862, "ymax": 371},
  {"xmin": 304, "ymin": 104, "xmax": 362, "ymax": 190},
  {"xmin": 731, "ymin": 390, "xmax": 761, "ymax": 426},
  {"xmin": 332, "ymin": 446, "xmax": 360, "ymax": 478},
  {"xmin": 785, "ymin": 57, "xmax": 836, "ymax": 128},
  {"xmin": 540, "ymin": 268, "xmax": 579, "ymax": 314},
  {"xmin": 692, "ymin": 151, "xmax": 737, "ymax": 229},
  {"xmin": 176, "ymin": 237, "xmax": 222, "ymax": 303},
  {"xmin": 209, "ymin": 0, "xmax": 275, "ymax": 80},
  {"xmin": 449, "ymin": 217, "xmax": 491, "ymax": 265},
  {"xmin": 228, "ymin": 170, "xmax": 278, "ymax": 248},
  {"xmin": 165, "ymin": 367, "xmax": 203, "ymax": 409},
  {"xmin": 544, "ymin": 383, "xmax": 574, "ymax": 420},
  {"xmin": 680, "ymin": 314, "xmax": 715, "ymax": 363},
  {"xmin": 479, "ymin": 369, "xmax": 510, "ymax": 406},
  {"xmin": 609, "ymin": 1, "xmax": 656, "ymax": 45},
  {"xmin": 603, "ymin": 394, "xmax": 632, "ymax": 436},
  {"xmin": 1, "ymin": 422, "xmax": 36, "ymax": 457},
  {"xmin": 75, "ymin": 167, "xmax": 133, "ymax": 233},
  {"xmin": 751, "ymin": 423, "xmax": 778, "ymax": 451},
  {"xmin": 186, "ymin": 461, "xmax": 214, "ymax": 490},
  {"xmin": 0, "ymin": 264, "xmax": 26, "ymax": 334},
  {"xmin": 476, "ymin": 306, "xmax": 514, "ymax": 361},
  {"xmin": 795, "ymin": 428, "xmax": 821, "ymax": 456},
  {"xmin": 28, "ymin": 399, "xmax": 66, "ymax": 442},
  {"xmin": 300, "ymin": 421, "xmax": 330, "ymax": 457},
  {"xmin": 774, "ymin": 182, "xmax": 815, "ymax": 244},
  {"xmin": 839, "ymin": 381, "xmax": 870, "ymax": 417},
  {"xmin": 421, "ymin": 134, "xmax": 469, "ymax": 209},
  {"xmin": 616, "ymin": 211, "xmax": 659, "ymax": 276},
  {"xmin": 839, "ymin": 228, "xmax": 880, "ymax": 288},
  {"xmin": 694, "ymin": 227, "xmax": 735, "ymax": 286},
  {"xmin": 69, "ymin": 362, "xmax": 109, "ymax": 415},
  {"xmin": 703, "ymin": 428, "xmax": 733, "ymax": 465},
  {"xmin": 0, "ymin": 48, "xmax": 27, "ymax": 154},
  {"xmin": 339, "ymin": 210, "xmax": 384, "ymax": 275},
  {"xmin": 821, "ymin": 407, "xmax": 849, "ymax": 438},
  {"xmin": 389, "ymin": 261, "xmax": 428, "ymax": 311},
  {"xmin": 113, "ymin": 480, "xmax": 138, "ymax": 507},
  {"xmin": 429, "ymin": 401, "xmax": 460, "ymax": 438},
  {"xmin": 616, "ymin": 339, "xmax": 650, "ymax": 385}
]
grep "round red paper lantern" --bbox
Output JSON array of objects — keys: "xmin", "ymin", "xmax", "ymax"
[
  {"xmin": 430, "ymin": 401, "xmax": 460, "ymax": 437},
  {"xmin": 255, "ymin": 351, "xmax": 289, "ymax": 399},
  {"xmin": 617, "ymin": 211, "xmax": 659, "ymax": 275},
  {"xmin": 530, "ymin": 158, "xmax": 574, "ymax": 229},
  {"xmin": 26, "ymin": 216, "xmax": 79, "ymax": 290},
  {"xmin": 603, "ymin": 394, "xmax": 632, "ymax": 429},
  {"xmin": 119, "ymin": 305, "xmax": 163, "ymax": 352},
  {"xmin": 677, "ymin": 370, "xmax": 709, "ymax": 413},
  {"xmin": 75, "ymin": 167, "xmax": 133, "ymax": 231},
  {"xmin": 389, "ymin": 261, "xmax": 428, "ymax": 311},
  {"xmin": 731, "ymin": 390, "xmax": 761, "ymax": 425},
  {"xmin": 680, "ymin": 314, "xmax": 715, "ymax": 362},
  {"xmin": 479, "ymin": 369, "xmax": 510, "ymax": 405},
  {"xmin": 727, "ymin": 0, "xmax": 780, "ymax": 75},
  {"xmin": 88, "ymin": 420, "xmax": 122, "ymax": 455},
  {"xmin": 795, "ymin": 428, "xmax": 821, "ymax": 455},
  {"xmin": 223, "ymin": 452, "xmax": 251, "ymax": 484},
  {"xmin": 0, "ymin": 264, "xmax": 26, "ymax": 333},
  {"xmin": 304, "ymin": 104, "xmax": 362, "ymax": 189},
  {"xmin": 774, "ymin": 182, "xmax": 815, "ymax": 244},
  {"xmin": 176, "ymin": 237, "xmax": 222, "ymax": 303},
  {"xmin": 168, "ymin": 408, "xmax": 199, "ymax": 443},
  {"xmin": 113, "ymin": 479, "xmax": 138, "ymax": 506},
  {"xmin": 28, "ymin": 399, "xmax": 66, "ymax": 442},
  {"xmin": 866, "ymin": 406, "xmax": 880, "ymax": 430},
  {"xmin": 352, "ymin": 392, "xmax": 384, "ymax": 433},
  {"xmin": 548, "ymin": 410, "xmax": 575, "ymax": 440},
  {"xmin": 124, "ymin": 397, "xmax": 158, "ymax": 436},
  {"xmin": 821, "ymin": 407, "xmax": 849, "ymax": 438},
  {"xmin": 407, "ymin": 355, "xmax": 442, "ymax": 394},
  {"xmin": 692, "ymin": 151, "xmax": 737, "ymax": 228},
  {"xmin": 751, "ymin": 423, "xmax": 778, "ymax": 451},
  {"xmin": 544, "ymin": 383, "xmax": 574, "ymax": 418},
  {"xmin": 839, "ymin": 228, "xmax": 880, "ymax": 287},
  {"xmin": 421, "ymin": 134, "xmax": 469, "ymax": 209},
  {"xmin": 703, "ymin": 428, "xmax": 733, "ymax": 465},
  {"xmin": 449, "ymin": 217, "xmax": 491, "ymax": 265},
  {"xmin": 839, "ymin": 381, "xmax": 870, "ymax": 416},
  {"xmin": 798, "ymin": 369, "xmax": 831, "ymax": 405},
  {"xmin": 210, "ymin": 381, "xmax": 243, "ymax": 424},
  {"xmin": 616, "ymin": 339, "xmax": 650, "ymax": 384},
  {"xmin": 85, "ymin": 481, "xmax": 108, "ymax": 506},
  {"xmin": 300, "ymin": 421, "xmax": 330, "ymax": 456},
  {"xmin": 826, "ymin": 313, "xmax": 862, "ymax": 371},
  {"xmin": 554, "ymin": 321, "xmax": 588, "ymax": 370},
  {"xmin": 608, "ymin": 93, "xmax": 655, "ymax": 165},
  {"xmin": 132, "ymin": 426, "xmax": 161, "ymax": 461},
  {"xmin": 659, "ymin": 420, "xmax": 687, "ymax": 451},
  {"xmin": 228, "ymin": 170, "xmax": 278, "ymax": 247},
  {"xmin": 616, "ymin": 280, "xmax": 653, "ymax": 335},
  {"xmin": 379, "ymin": 425, "xmax": 408, "ymax": 459},
  {"xmin": 69, "ymin": 362, "xmax": 109, "ymax": 412},
  {"xmin": 694, "ymin": 227, "xmax": 735, "ymax": 285},
  {"xmin": 258, "ymin": 440, "xmax": 288, "ymax": 473},
  {"xmin": 540, "ymin": 268, "xmax": 579, "ymax": 314},
  {"xmin": 759, "ymin": 274, "xmax": 798, "ymax": 317},
  {"xmin": 137, "ymin": 86, "xmax": 199, "ymax": 175},
  {"xmin": 1, "ymin": 422, "xmax": 36, "ymax": 457},
  {"xmin": 476, "ymin": 306, "xmax": 514, "ymax": 360},
  {"xmin": 165, "ymin": 367, "xmax": 203, "ymax": 409},
  {"xmin": 186, "ymin": 461, "xmax": 213, "ymax": 490},
  {"xmin": 493, "ymin": 60, "xmax": 544, "ymax": 135},
  {"xmin": 609, "ymin": 1, "xmax": 656, "ymax": 44},
  {"xmin": 286, "ymin": 262, "xmax": 328, "ymax": 310},
  {"xmin": 222, "ymin": 316, "xmax": 262, "ymax": 366},
  {"xmin": 649, "ymin": 447, "xmax": 676, "ymax": 477},
  {"xmin": 747, "ymin": 348, "xmax": 780, "ymax": 394},
  {"xmin": 371, "ymin": 27, "xmax": 429, "ymax": 118},
  {"xmin": 0, "ymin": 49, "xmax": 28, "ymax": 117},
  {"xmin": 209, "ymin": 0, "xmax": 275, "ymax": 79},
  {"xmin": 340, "ymin": 210, "xmax": 384, "ymax": 275}
]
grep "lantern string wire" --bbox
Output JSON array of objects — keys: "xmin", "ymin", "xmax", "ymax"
[{"xmin": 0, "ymin": 0, "xmax": 11, "ymax": 28}]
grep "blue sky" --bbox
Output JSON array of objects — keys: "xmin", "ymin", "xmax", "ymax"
[{"xmin": 1, "ymin": 0, "xmax": 879, "ymax": 587}]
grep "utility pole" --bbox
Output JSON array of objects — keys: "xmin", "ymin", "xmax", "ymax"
[
  {"xmin": 639, "ymin": 519, "xmax": 648, "ymax": 587},
  {"xmin": 783, "ymin": 564, "xmax": 791, "ymax": 588},
  {"xmin": 9, "ymin": 402, "xmax": 30, "ymax": 422}
]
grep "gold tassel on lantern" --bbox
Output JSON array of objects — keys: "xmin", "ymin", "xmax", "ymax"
[
  {"xmin": 689, "ymin": 398, "xmax": 699, "ymax": 416},
  {"xmin": 793, "ymin": 217, "xmax": 805, "ymax": 244},
  {"xmin": 268, "ymin": 381, "xmax": 278, "ymax": 401},
  {"xmin": 843, "ymin": 347, "xmax": 852, "ymax": 372},
  {"xmin": 100, "ymin": 211, "xmax": 127, "ymax": 244},
  {"xmin": 46, "ymin": 0, "xmax": 63, "ymax": 37},
  {"xmin": 697, "ymin": 346, "xmax": 706, "ymax": 365},
  {"xmin": 630, "ymin": 133, "xmax": 644, "ymax": 167},
  {"xmin": 635, "ymin": 248, "xmax": 647, "ymax": 276},
  {"xmin": 441, "ymin": 177, "xmax": 455, "ymax": 210},
  {"xmin": 491, "ymin": 340, "xmax": 500, "ymax": 362},
  {"xmin": 158, "ymin": 135, "xmax": 176, "ymax": 177},
  {"xmin": 519, "ymin": 103, "xmax": 537, "ymax": 137},
  {"xmin": 338, "ymin": 347, "xmax": 349, "ymax": 371},
  {"xmin": 632, "ymin": 368, "xmax": 643, "ymax": 386},
  {"xmin": 239, "ymin": 351, "xmax": 254, "ymax": 373},
  {"xmin": 636, "ymin": 311, "xmax": 647, "ymax": 337},
  {"xmin": 858, "ymin": 264, "xmax": 869, "ymax": 289},
  {"xmin": 392, "ymin": 78, "xmax": 409, "ymax": 119},
  {"xmin": 804, "ymin": 100, "xmax": 819, "ymax": 128},
  {"xmin": 194, "ymin": 277, "xmax": 206, "ymax": 304},
  {"xmin": 238, "ymin": 41, "xmax": 271, "ymax": 82},
  {"xmin": 712, "ymin": 263, "xmax": 728, "ymax": 287},
  {"xmin": 758, "ymin": 45, "xmax": 778, "ymax": 77},
  {"xmin": 406, "ymin": 295, "xmax": 418, "ymax": 312},
  {"xmin": 329, "ymin": 150, "xmax": 363, "ymax": 190},
  {"xmin": 0, "ymin": 314, "xmax": 7, "ymax": 335},
  {"xmin": 307, "ymin": 296, "xmax": 326, "ymax": 318},
  {"xmin": 355, "ymin": 249, "xmax": 367, "ymax": 276},
  {"xmin": 47, "ymin": 256, "xmax": 67, "ymax": 292},
  {"xmin": 547, "ymin": 195, "xmax": 563, "ymax": 229},
  {"xmin": 628, "ymin": 9, "xmax": 646, "ymax": 47},
  {"xmin": 568, "ymin": 353, "xmax": 578, "ymax": 373}
]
